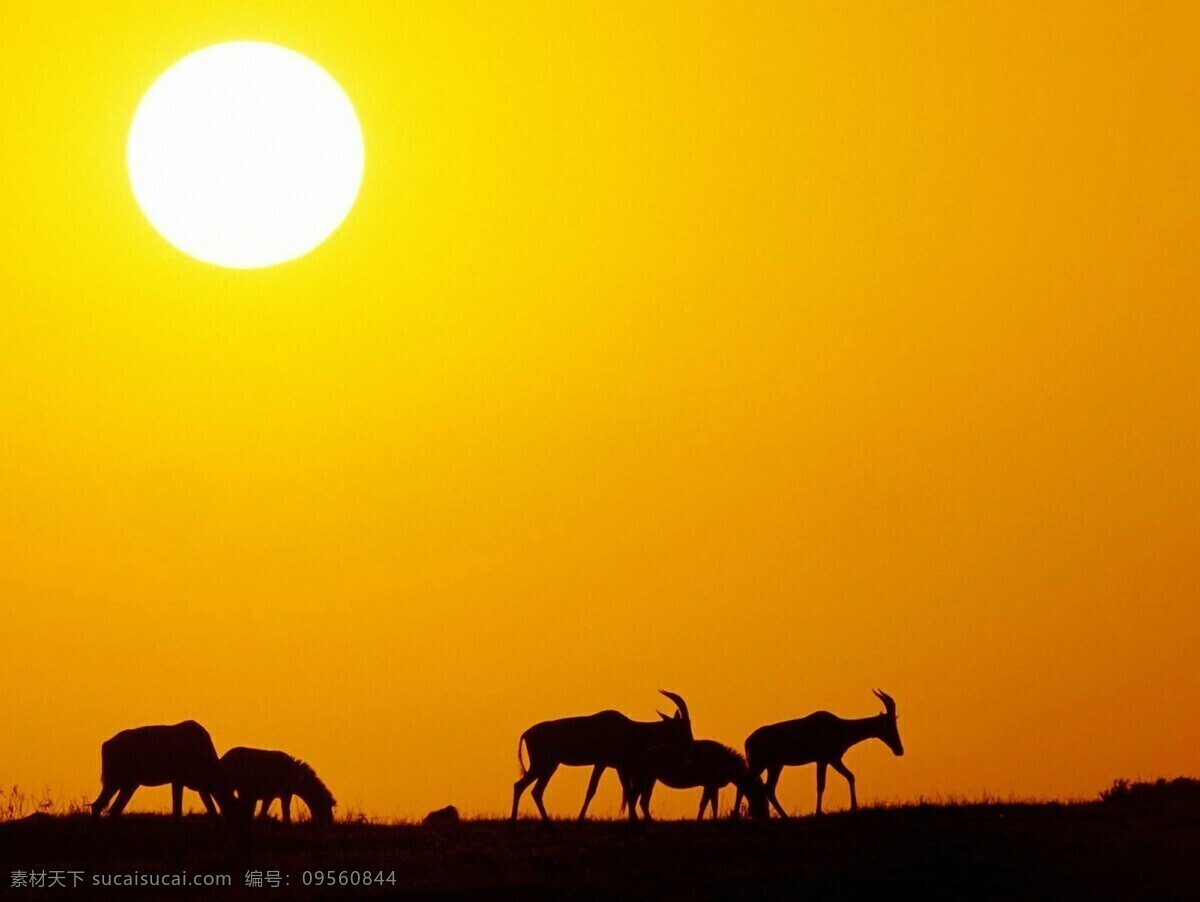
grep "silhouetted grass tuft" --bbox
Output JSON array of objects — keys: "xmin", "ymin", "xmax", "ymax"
[
  {"xmin": 1101, "ymin": 776, "xmax": 1200, "ymax": 810},
  {"xmin": 1, "ymin": 786, "xmax": 89, "ymax": 822}
]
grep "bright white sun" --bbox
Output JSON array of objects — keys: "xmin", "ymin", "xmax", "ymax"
[{"xmin": 128, "ymin": 42, "xmax": 364, "ymax": 269}]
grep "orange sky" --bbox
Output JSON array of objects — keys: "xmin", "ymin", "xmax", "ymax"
[{"xmin": 1, "ymin": 1, "xmax": 1198, "ymax": 819}]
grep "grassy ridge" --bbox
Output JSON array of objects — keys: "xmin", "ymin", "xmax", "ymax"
[{"xmin": 1, "ymin": 800, "xmax": 1196, "ymax": 899}]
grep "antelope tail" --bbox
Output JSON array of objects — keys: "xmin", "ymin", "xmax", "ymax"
[{"xmin": 517, "ymin": 732, "xmax": 529, "ymax": 777}]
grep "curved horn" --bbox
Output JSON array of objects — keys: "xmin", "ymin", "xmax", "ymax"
[
  {"xmin": 659, "ymin": 690, "xmax": 690, "ymax": 722},
  {"xmin": 873, "ymin": 689, "xmax": 897, "ymax": 715}
]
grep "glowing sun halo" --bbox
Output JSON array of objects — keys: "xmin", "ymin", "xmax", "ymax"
[{"xmin": 128, "ymin": 42, "xmax": 364, "ymax": 269}]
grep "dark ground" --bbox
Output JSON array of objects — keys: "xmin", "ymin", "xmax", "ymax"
[{"xmin": 1, "ymin": 802, "xmax": 1195, "ymax": 899}]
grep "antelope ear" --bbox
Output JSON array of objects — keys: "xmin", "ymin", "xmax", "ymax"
[{"xmin": 658, "ymin": 711, "xmax": 671, "ymax": 721}]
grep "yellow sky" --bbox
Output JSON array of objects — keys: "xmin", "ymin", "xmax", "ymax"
[{"xmin": 2, "ymin": 1, "xmax": 1198, "ymax": 819}]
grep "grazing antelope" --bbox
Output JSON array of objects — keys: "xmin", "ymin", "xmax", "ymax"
[
  {"xmin": 91, "ymin": 720, "xmax": 235, "ymax": 819},
  {"xmin": 621, "ymin": 740, "xmax": 769, "ymax": 821},
  {"xmin": 219, "ymin": 747, "xmax": 336, "ymax": 824},
  {"xmin": 511, "ymin": 691, "xmax": 693, "ymax": 822},
  {"xmin": 737, "ymin": 690, "xmax": 904, "ymax": 818}
]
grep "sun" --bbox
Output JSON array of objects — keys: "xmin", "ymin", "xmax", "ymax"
[{"xmin": 127, "ymin": 42, "xmax": 364, "ymax": 269}]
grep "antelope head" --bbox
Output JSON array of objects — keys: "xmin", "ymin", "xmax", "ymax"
[
  {"xmin": 310, "ymin": 796, "xmax": 336, "ymax": 825},
  {"xmin": 736, "ymin": 771, "xmax": 770, "ymax": 820},
  {"xmin": 656, "ymin": 690, "xmax": 693, "ymax": 742},
  {"xmin": 873, "ymin": 689, "xmax": 904, "ymax": 756}
]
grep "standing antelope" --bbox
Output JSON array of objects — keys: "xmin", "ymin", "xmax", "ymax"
[
  {"xmin": 621, "ymin": 740, "xmax": 769, "ymax": 821},
  {"xmin": 737, "ymin": 690, "xmax": 904, "ymax": 818},
  {"xmin": 511, "ymin": 691, "xmax": 692, "ymax": 822},
  {"xmin": 220, "ymin": 747, "xmax": 337, "ymax": 824},
  {"xmin": 91, "ymin": 720, "xmax": 236, "ymax": 819}
]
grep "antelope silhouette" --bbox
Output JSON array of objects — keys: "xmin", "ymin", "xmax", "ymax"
[
  {"xmin": 511, "ymin": 691, "xmax": 692, "ymax": 822},
  {"xmin": 736, "ymin": 690, "xmax": 903, "ymax": 818},
  {"xmin": 621, "ymin": 740, "xmax": 769, "ymax": 821},
  {"xmin": 219, "ymin": 747, "xmax": 336, "ymax": 824},
  {"xmin": 91, "ymin": 720, "xmax": 235, "ymax": 819}
]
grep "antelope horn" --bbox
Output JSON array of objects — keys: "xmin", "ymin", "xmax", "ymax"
[
  {"xmin": 659, "ymin": 690, "xmax": 690, "ymax": 722},
  {"xmin": 873, "ymin": 689, "xmax": 897, "ymax": 714}
]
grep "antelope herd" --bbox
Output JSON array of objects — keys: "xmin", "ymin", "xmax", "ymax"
[
  {"xmin": 90, "ymin": 721, "xmax": 336, "ymax": 824},
  {"xmin": 513, "ymin": 689, "xmax": 904, "ymax": 822},
  {"xmin": 90, "ymin": 690, "xmax": 902, "ymax": 824}
]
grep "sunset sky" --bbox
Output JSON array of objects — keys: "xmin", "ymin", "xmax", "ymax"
[{"xmin": 2, "ymin": 1, "xmax": 1198, "ymax": 819}]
